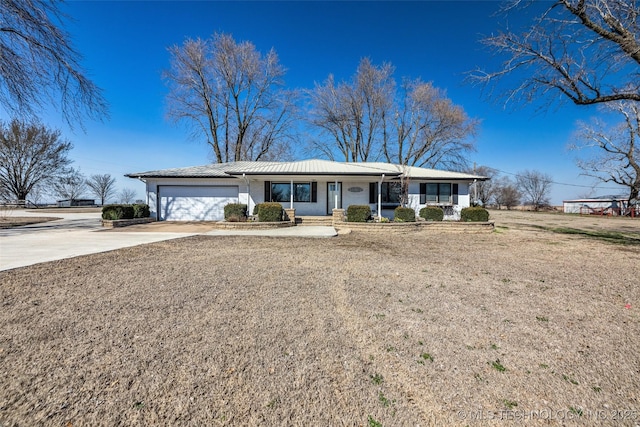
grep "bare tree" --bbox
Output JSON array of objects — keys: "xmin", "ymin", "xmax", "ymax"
[
  {"xmin": 0, "ymin": 0, "xmax": 108, "ymax": 125},
  {"xmin": 516, "ymin": 170, "xmax": 553, "ymax": 210},
  {"xmin": 52, "ymin": 168, "xmax": 87, "ymax": 200},
  {"xmin": 308, "ymin": 58, "xmax": 395, "ymax": 162},
  {"xmin": 0, "ymin": 119, "xmax": 72, "ymax": 202},
  {"xmin": 572, "ymin": 101, "xmax": 640, "ymax": 202},
  {"xmin": 494, "ymin": 176, "xmax": 522, "ymax": 209},
  {"xmin": 164, "ymin": 32, "xmax": 296, "ymax": 163},
  {"xmin": 471, "ymin": 0, "xmax": 640, "ymax": 108},
  {"xmin": 384, "ymin": 79, "xmax": 478, "ymax": 169},
  {"xmin": 119, "ymin": 188, "xmax": 137, "ymax": 204},
  {"xmin": 86, "ymin": 173, "xmax": 117, "ymax": 206}
]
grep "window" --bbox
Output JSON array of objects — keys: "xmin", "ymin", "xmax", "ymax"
[
  {"xmin": 264, "ymin": 181, "xmax": 317, "ymax": 203},
  {"xmin": 369, "ymin": 182, "xmax": 402, "ymax": 206},
  {"xmin": 420, "ymin": 183, "xmax": 458, "ymax": 204},
  {"xmin": 293, "ymin": 183, "xmax": 310, "ymax": 202},
  {"xmin": 269, "ymin": 183, "xmax": 291, "ymax": 202}
]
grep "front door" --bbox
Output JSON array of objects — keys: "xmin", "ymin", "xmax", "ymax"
[{"xmin": 327, "ymin": 182, "xmax": 342, "ymax": 214}]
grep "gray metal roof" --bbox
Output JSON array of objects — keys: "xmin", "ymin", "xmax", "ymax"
[
  {"xmin": 226, "ymin": 159, "xmax": 403, "ymax": 176},
  {"xmin": 126, "ymin": 159, "xmax": 487, "ymax": 180}
]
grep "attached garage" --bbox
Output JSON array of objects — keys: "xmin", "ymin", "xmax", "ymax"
[{"xmin": 158, "ymin": 185, "xmax": 239, "ymax": 221}]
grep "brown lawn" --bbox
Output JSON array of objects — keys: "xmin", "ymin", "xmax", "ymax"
[{"xmin": 1, "ymin": 211, "xmax": 639, "ymax": 426}]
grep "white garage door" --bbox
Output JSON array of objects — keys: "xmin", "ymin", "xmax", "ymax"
[{"xmin": 158, "ymin": 185, "xmax": 239, "ymax": 221}]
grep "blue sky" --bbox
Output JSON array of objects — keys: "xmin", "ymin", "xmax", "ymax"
[{"xmin": 34, "ymin": 0, "xmax": 626, "ymax": 204}]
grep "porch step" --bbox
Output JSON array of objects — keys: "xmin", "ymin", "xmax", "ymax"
[{"xmin": 296, "ymin": 216, "xmax": 334, "ymax": 226}]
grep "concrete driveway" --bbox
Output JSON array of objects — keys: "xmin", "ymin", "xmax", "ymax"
[
  {"xmin": 0, "ymin": 210, "xmax": 337, "ymax": 272},
  {"xmin": 0, "ymin": 210, "xmax": 197, "ymax": 272}
]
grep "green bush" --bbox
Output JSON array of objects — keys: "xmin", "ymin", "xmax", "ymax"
[
  {"xmin": 460, "ymin": 206, "xmax": 490, "ymax": 222},
  {"xmin": 258, "ymin": 202, "xmax": 283, "ymax": 222},
  {"xmin": 224, "ymin": 203, "xmax": 247, "ymax": 221},
  {"xmin": 102, "ymin": 204, "xmax": 134, "ymax": 220},
  {"xmin": 394, "ymin": 207, "xmax": 416, "ymax": 222},
  {"xmin": 347, "ymin": 205, "xmax": 371, "ymax": 222},
  {"xmin": 252, "ymin": 203, "xmax": 262, "ymax": 216},
  {"xmin": 132, "ymin": 203, "xmax": 150, "ymax": 218},
  {"xmin": 419, "ymin": 206, "xmax": 444, "ymax": 221}
]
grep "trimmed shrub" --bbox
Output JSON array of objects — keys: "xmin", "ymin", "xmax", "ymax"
[
  {"xmin": 347, "ymin": 205, "xmax": 371, "ymax": 222},
  {"xmin": 394, "ymin": 207, "xmax": 416, "ymax": 222},
  {"xmin": 224, "ymin": 203, "xmax": 247, "ymax": 221},
  {"xmin": 252, "ymin": 203, "xmax": 262, "ymax": 216},
  {"xmin": 132, "ymin": 203, "xmax": 150, "ymax": 218},
  {"xmin": 460, "ymin": 206, "xmax": 490, "ymax": 222},
  {"xmin": 102, "ymin": 204, "xmax": 134, "ymax": 220},
  {"xmin": 419, "ymin": 206, "xmax": 444, "ymax": 221},
  {"xmin": 258, "ymin": 202, "xmax": 283, "ymax": 222}
]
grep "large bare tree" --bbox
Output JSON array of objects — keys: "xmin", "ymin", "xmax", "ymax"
[
  {"xmin": 0, "ymin": 0, "xmax": 108, "ymax": 125},
  {"xmin": 572, "ymin": 101, "xmax": 640, "ymax": 202},
  {"xmin": 384, "ymin": 79, "xmax": 478, "ymax": 169},
  {"xmin": 516, "ymin": 169, "xmax": 553, "ymax": 210},
  {"xmin": 471, "ymin": 0, "xmax": 640, "ymax": 107},
  {"xmin": 164, "ymin": 33, "xmax": 296, "ymax": 163},
  {"xmin": 0, "ymin": 119, "xmax": 72, "ymax": 202},
  {"xmin": 308, "ymin": 59, "xmax": 477, "ymax": 167},
  {"xmin": 86, "ymin": 173, "xmax": 117, "ymax": 205},
  {"xmin": 308, "ymin": 58, "xmax": 395, "ymax": 162}
]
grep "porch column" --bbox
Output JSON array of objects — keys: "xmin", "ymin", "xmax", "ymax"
[
  {"xmin": 378, "ymin": 174, "xmax": 384, "ymax": 220},
  {"xmin": 290, "ymin": 180, "xmax": 294, "ymax": 209},
  {"xmin": 334, "ymin": 180, "xmax": 338, "ymax": 210}
]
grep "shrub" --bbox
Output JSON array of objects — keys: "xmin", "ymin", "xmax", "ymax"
[
  {"xmin": 347, "ymin": 205, "xmax": 371, "ymax": 222},
  {"xmin": 102, "ymin": 204, "xmax": 134, "ymax": 220},
  {"xmin": 224, "ymin": 203, "xmax": 247, "ymax": 221},
  {"xmin": 460, "ymin": 206, "xmax": 490, "ymax": 222},
  {"xmin": 132, "ymin": 203, "xmax": 150, "ymax": 218},
  {"xmin": 419, "ymin": 206, "xmax": 444, "ymax": 221},
  {"xmin": 258, "ymin": 202, "xmax": 283, "ymax": 222},
  {"xmin": 394, "ymin": 207, "xmax": 416, "ymax": 222},
  {"xmin": 252, "ymin": 203, "xmax": 262, "ymax": 216}
]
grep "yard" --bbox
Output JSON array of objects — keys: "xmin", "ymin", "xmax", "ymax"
[{"xmin": 1, "ymin": 211, "xmax": 639, "ymax": 426}]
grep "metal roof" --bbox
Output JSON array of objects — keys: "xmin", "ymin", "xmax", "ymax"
[
  {"xmin": 126, "ymin": 159, "xmax": 488, "ymax": 181},
  {"xmin": 226, "ymin": 159, "xmax": 403, "ymax": 176}
]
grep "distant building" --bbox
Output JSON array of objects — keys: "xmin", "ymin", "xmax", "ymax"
[
  {"xmin": 563, "ymin": 195, "xmax": 628, "ymax": 215},
  {"xmin": 56, "ymin": 199, "xmax": 95, "ymax": 207}
]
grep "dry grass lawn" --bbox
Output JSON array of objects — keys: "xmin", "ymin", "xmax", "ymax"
[{"xmin": 1, "ymin": 211, "xmax": 639, "ymax": 426}]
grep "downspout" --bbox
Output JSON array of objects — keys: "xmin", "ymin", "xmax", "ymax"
[
  {"xmin": 378, "ymin": 174, "xmax": 385, "ymax": 221},
  {"xmin": 242, "ymin": 173, "xmax": 251, "ymax": 215}
]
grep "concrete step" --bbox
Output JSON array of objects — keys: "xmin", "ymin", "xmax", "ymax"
[{"xmin": 296, "ymin": 216, "xmax": 334, "ymax": 226}]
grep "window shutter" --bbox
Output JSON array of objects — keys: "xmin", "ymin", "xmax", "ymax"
[
  {"xmin": 452, "ymin": 183, "xmax": 459, "ymax": 205},
  {"xmin": 420, "ymin": 183, "xmax": 426, "ymax": 204},
  {"xmin": 369, "ymin": 182, "xmax": 377, "ymax": 204},
  {"xmin": 264, "ymin": 181, "xmax": 271, "ymax": 202},
  {"xmin": 311, "ymin": 182, "xmax": 317, "ymax": 203}
]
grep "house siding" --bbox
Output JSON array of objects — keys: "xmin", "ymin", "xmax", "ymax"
[{"xmin": 144, "ymin": 177, "xmax": 474, "ymax": 221}]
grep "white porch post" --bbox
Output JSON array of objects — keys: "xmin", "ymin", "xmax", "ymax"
[
  {"xmin": 334, "ymin": 180, "xmax": 338, "ymax": 210},
  {"xmin": 243, "ymin": 173, "xmax": 251, "ymax": 214},
  {"xmin": 290, "ymin": 180, "xmax": 294, "ymax": 209},
  {"xmin": 378, "ymin": 174, "xmax": 384, "ymax": 220}
]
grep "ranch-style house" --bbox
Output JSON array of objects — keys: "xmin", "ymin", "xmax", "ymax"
[{"xmin": 126, "ymin": 159, "xmax": 487, "ymax": 222}]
